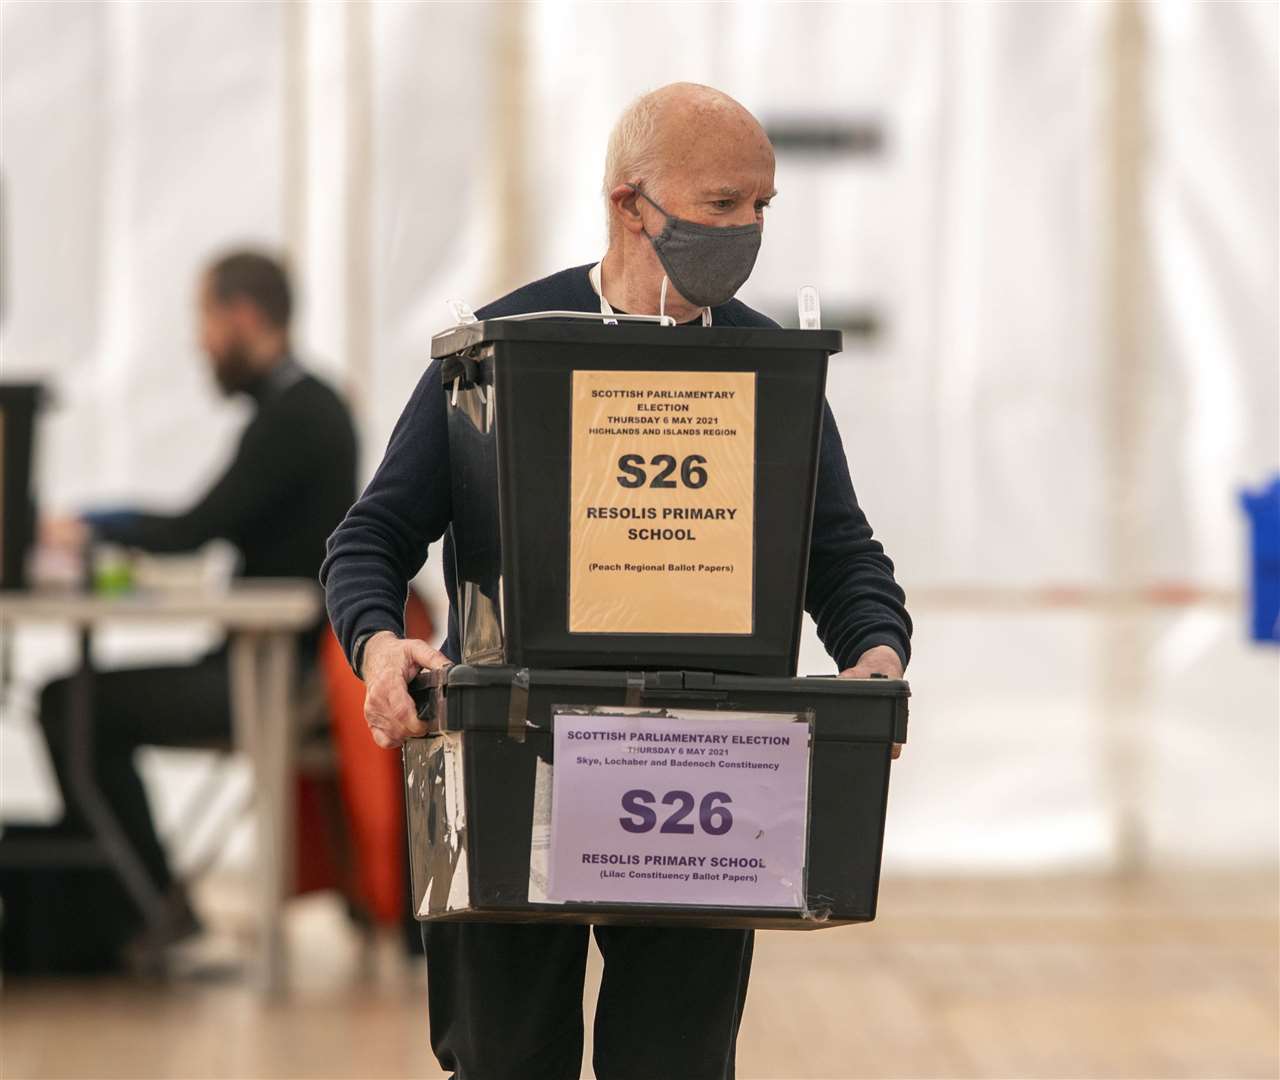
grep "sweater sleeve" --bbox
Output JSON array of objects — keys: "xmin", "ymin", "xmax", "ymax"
[
  {"xmin": 804, "ymin": 402, "xmax": 912, "ymax": 670},
  {"xmin": 91, "ymin": 393, "xmax": 321, "ymax": 554},
  {"xmin": 321, "ymin": 361, "xmax": 452, "ymax": 666}
]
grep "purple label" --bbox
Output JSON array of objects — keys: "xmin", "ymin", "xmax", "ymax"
[{"xmin": 545, "ymin": 711, "xmax": 811, "ymax": 908}]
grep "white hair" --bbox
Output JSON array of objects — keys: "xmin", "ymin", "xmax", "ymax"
[{"xmin": 602, "ymin": 90, "xmax": 667, "ymax": 235}]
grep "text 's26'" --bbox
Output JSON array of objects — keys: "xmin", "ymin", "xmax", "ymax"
[
  {"xmin": 616, "ymin": 454, "xmax": 708, "ymax": 490},
  {"xmin": 619, "ymin": 790, "xmax": 733, "ymax": 835}
]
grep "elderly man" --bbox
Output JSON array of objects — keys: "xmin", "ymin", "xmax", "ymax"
[{"xmin": 322, "ymin": 83, "xmax": 910, "ymax": 1080}]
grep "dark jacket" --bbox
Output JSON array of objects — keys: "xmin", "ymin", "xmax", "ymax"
[
  {"xmin": 94, "ymin": 357, "xmax": 357, "ymax": 588},
  {"xmin": 321, "ymin": 264, "xmax": 911, "ymax": 672}
]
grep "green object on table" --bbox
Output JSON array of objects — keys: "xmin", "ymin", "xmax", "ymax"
[{"xmin": 92, "ymin": 546, "xmax": 135, "ymax": 595}]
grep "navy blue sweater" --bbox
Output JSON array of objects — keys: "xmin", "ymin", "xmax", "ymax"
[{"xmin": 321, "ymin": 264, "xmax": 911, "ymax": 672}]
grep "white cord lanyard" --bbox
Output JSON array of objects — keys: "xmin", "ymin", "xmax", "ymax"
[{"xmin": 589, "ymin": 262, "xmax": 711, "ymax": 327}]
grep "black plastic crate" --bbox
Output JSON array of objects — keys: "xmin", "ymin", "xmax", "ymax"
[
  {"xmin": 433, "ymin": 320, "xmax": 842, "ymax": 676},
  {"xmin": 404, "ymin": 664, "xmax": 907, "ymax": 930}
]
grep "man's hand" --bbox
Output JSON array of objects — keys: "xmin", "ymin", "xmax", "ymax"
[
  {"xmin": 361, "ymin": 631, "xmax": 452, "ymax": 749},
  {"xmin": 840, "ymin": 644, "xmax": 903, "ymax": 681},
  {"xmin": 840, "ymin": 645, "xmax": 906, "ymax": 759},
  {"xmin": 40, "ymin": 515, "xmax": 90, "ymax": 554}
]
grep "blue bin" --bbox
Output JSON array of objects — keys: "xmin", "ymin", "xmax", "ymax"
[{"xmin": 1241, "ymin": 475, "xmax": 1280, "ymax": 643}]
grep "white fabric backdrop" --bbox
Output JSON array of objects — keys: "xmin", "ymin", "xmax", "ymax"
[{"xmin": 1, "ymin": 0, "xmax": 1275, "ymax": 869}]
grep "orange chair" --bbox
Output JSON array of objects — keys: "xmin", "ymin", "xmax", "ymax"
[{"xmin": 175, "ymin": 594, "xmax": 436, "ymax": 927}]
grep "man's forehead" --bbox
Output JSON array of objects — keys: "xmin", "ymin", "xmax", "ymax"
[{"xmin": 699, "ymin": 184, "xmax": 778, "ymax": 198}]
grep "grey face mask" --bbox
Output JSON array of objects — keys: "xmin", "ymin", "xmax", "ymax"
[{"xmin": 630, "ymin": 185, "xmax": 762, "ymax": 309}]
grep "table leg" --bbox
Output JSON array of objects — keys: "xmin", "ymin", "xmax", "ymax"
[
  {"xmin": 254, "ymin": 631, "xmax": 297, "ymax": 996},
  {"xmin": 229, "ymin": 634, "xmax": 259, "ymax": 761}
]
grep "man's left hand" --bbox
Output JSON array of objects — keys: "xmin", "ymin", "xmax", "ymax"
[
  {"xmin": 40, "ymin": 514, "xmax": 90, "ymax": 554},
  {"xmin": 840, "ymin": 645, "xmax": 906, "ymax": 759}
]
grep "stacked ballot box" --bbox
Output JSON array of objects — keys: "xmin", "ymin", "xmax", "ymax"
[{"xmin": 406, "ymin": 319, "xmax": 909, "ymax": 929}]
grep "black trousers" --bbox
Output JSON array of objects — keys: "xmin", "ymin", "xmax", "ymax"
[
  {"xmin": 37, "ymin": 650, "xmax": 233, "ymax": 894},
  {"xmin": 423, "ymin": 920, "xmax": 754, "ymax": 1080}
]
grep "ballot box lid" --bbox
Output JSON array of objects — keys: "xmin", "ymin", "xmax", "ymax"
[
  {"xmin": 430, "ymin": 318, "xmax": 843, "ymax": 360},
  {"xmin": 410, "ymin": 665, "xmax": 910, "ymax": 743}
]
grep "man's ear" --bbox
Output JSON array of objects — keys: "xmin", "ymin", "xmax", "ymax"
[{"xmin": 609, "ymin": 184, "xmax": 646, "ymax": 236}]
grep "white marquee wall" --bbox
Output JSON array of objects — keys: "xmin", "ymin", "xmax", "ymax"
[{"xmin": 1, "ymin": 0, "xmax": 1275, "ymax": 870}]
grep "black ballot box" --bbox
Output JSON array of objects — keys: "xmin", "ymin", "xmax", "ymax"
[
  {"xmin": 403, "ymin": 665, "xmax": 908, "ymax": 929},
  {"xmin": 434, "ymin": 319, "xmax": 843, "ymax": 677}
]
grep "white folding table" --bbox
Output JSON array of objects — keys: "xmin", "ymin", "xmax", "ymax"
[{"xmin": 0, "ymin": 581, "xmax": 322, "ymax": 995}]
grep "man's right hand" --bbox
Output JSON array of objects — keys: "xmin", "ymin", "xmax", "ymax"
[{"xmin": 361, "ymin": 631, "xmax": 452, "ymax": 749}]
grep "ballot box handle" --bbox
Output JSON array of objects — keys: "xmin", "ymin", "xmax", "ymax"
[
  {"xmin": 432, "ymin": 311, "xmax": 677, "ymax": 361},
  {"xmin": 490, "ymin": 310, "xmax": 677, "ymax": 327},
  {"xmin": 409, "ymin": 667, "xmax": 451, "ymax": 735},
  {"xmin": 639, "ymin": 689, "xmax": 731, "ymax": 705}
]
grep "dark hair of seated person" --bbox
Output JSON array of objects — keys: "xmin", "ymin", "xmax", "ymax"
[{"xmin": 208, "ymin": 250, "xmax": 293, "ymax": 329}]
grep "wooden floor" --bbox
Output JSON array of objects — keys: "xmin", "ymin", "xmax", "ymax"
[{"xmin": 2, "ymin": 872, "xmax": 1276, "ymax": 1080}]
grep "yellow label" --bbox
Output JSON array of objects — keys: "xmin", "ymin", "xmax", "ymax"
[{"xmin": 569, "ymin": 370, "xmax": 756, "ymax": 635}]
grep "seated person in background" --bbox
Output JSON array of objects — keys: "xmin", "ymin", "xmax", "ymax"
[{"xmin": 37, "ymin": 250, "xmax": 357, "ymax": 955}]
